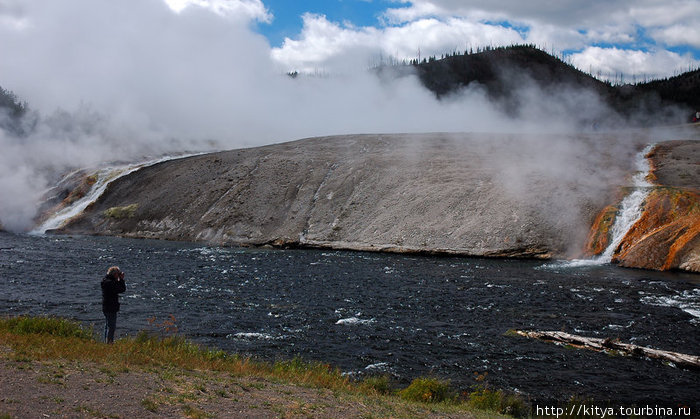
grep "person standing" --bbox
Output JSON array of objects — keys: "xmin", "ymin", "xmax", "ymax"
[{"xmin": 101, "ymin": 266, "xmax": 126, "ymax": 343}]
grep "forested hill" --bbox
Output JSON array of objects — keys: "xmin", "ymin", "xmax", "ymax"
[
  {"xmin": 631, "ymin": 68, "xmax": 700, "ymax": 110},
  {"xmin": 413, "ymin": 46, "xmax": 607, "ymax": 98},
  {"xmin": 2, "ymin": 46, "xmax": 699, "ymax": 132},
  {"xmin": 408, "ymin": 45, "xmax": 700, "ymax": 125},
  {"xmin": 0, "ymin": 85, "xmax": 30, "ymax": 135}
]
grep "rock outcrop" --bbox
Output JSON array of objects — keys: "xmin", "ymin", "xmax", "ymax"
[
  {"xmin": 55, "ymin": 133, "xmax": 645, "ymax": 259},
  {"xmin": 615, "ymin": 187, "xmax": 700, "ymax": 271},
  {"xmin": 586, "ymin": 139, "xmax": 700, "ymax": 272}
]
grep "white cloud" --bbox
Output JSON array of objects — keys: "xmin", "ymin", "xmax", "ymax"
[
  {"xmin": 163, "ymin": 0, "xmax": 271, "ymax": 22},
  {"xmin": 650, "ymin": 25, "xmax": 700, "ymax": 49},
  {"xmin": 382, "ymin": 1, "xmax": 443, "ymax": 24},
  {"xmin": 271, "ymin": 13, "xmax": 381, "ymax": 71},
  {"xmin": 271, "ymin": 14, "xmax": 525, "ymax": 72},
  {"xmin": 384, "ymin": 1, "xmax": 700, "ymax": 64},
  {"xmin": 0, "ymin": 1, "xmax": 29, "ymax": 30},
  {"xmin": 267, "ymin": 0, "xmax": 700, "ymax": 78},
  {"xmin": 402, "ymin": 0, "xmax": 700, "ymax": 30},
  {"xmin": 387, "ymin": 0, "xmax": 627, "ymax": 27},
  {"xmin": 524, "ymin": 24, "xmax": 585, "ymax": 52},
  {"xmin": 570, "ymin": 47, "xmax": 700, "ymax": 81},
  {"xmin": 628, "ymin": 1, "xmax": 696, "ymax": 28}
]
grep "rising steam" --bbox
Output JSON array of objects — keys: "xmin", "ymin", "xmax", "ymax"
[{"xmin": 0, "ymin": 0, "xmax": 663, "ymax": 232}]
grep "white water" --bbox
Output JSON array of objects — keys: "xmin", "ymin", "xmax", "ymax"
[
  {"xmin": 31, "ymin": 155, "xmax": 197, "ymax": 234},
  {"xmin": 641, "ymin": 289, "xmax": 700, "ymax": 324},
  {"xmin": 546, "ymin": 144, "xmax": 655, "ymax": 268},
  {"xmin": 598, "ymin": 143, "xmax": 655, "ymax": 262}
]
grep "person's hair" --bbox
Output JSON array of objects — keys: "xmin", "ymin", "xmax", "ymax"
[{"xmin": 107, "ymin": 266, "xmax": 121, "ymax": 278}]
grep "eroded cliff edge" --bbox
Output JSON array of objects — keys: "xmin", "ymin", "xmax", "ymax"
[
  {"xmin": 55, "ymin": 132, "xmax": 654, "ymax": 260},
  {"xmin": 587, "ymin": 139, "xmax": 700, "ymax": 272}
]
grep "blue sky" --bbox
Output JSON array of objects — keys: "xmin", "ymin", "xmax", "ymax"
[
  {"xmin": 247, "ymin": 0, "xmax": 700, "ymax": 80},
  {"xmin": 2, "ymin": 0, "xmax": 700, "ymax": 92},
  {"xmin": 256, "ymin": 0, "xmax": 401, "ymax": 47},
  {"xmin": 155, "ymin": 0, "xmax": 700, "ymax": 79}
]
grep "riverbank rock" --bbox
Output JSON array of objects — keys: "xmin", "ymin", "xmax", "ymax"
[
  {"xmin": 587, "ymin": 138, "xmax": 700, "ymax": 272},
  {"xmin": 617, "ymin": 141, "xmax": 700, "ymax": 272},
  {"xmin": 615, "ymin": 187, "xmax": 700, "ymax": 271},
  {"xmin": 56, "ymin": 133, "xmax": 648, "ymax": 259}
]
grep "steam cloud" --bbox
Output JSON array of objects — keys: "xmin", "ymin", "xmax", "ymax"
[{"xmin": 0, "ymin": 0, "xmax": 647, "ymax": 232}]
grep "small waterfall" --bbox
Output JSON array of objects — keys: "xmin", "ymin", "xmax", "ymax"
[
  {"xmin": 541, "ymin": 144, "xmax": 655, "ymax": 269},
  {"xmin": 597, "ymin": 143, "xmax": 655, "ymax": 263},
  {"xmin": 31, "ymin": 155, "xmax": 196, "ymax": 234}
]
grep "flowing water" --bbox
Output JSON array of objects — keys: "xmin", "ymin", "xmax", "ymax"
[
  {"xmin": 561, "ymin": 144, "xmax": 656, "ymax": 269},
  {"xmin": 1, "ymin": 232, "xmax": 698, "ymax": 409},
  {"xmin": 31, "ymin": 154, "xmax": 201, "ymax": 234},
  {"xmin": 599, "ymin": 144, "xmax": 655, "ymax": 262}
]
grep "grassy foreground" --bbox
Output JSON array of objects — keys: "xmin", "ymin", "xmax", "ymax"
[{"xmin": 0, "ymin": 315, "xmax": 521, "ymax": 418}]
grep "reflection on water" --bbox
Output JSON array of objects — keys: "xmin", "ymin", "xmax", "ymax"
[{"xmin": 0, "ymin": 232, "xmax": 698, "ymax": 408}]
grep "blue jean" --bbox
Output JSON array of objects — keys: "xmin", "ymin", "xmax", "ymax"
[{"xmin": 103, "ymin": 311, "xmax": 118, "ymax": 343}]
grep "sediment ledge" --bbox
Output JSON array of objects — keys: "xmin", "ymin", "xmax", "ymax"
[
  {"xmin": 55, "ymin": 133, "xmax": 648, "ymax": 260},
  {"xmin": 47, "ymin": 131, "xmax": 700, "ymax": 272},
  {"xmin": 266, "ymin": 238, "xmax": 553, "ymax": 259}
]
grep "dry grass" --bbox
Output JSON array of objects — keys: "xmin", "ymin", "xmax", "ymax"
[{"xmin": 0, "ymin": 315, "xmax": 515, "ymax": 418}]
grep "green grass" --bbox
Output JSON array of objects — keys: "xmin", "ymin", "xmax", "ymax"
[
  {"xmin": 0, "ymin": 315, "xmax": 517, "ymax": 418},
  {"xmin": 103, "ymin": 203, "xmax": 139, "ymax": 219},
  {"xmin": 181, "ymin": 403, "xmax": 211, "ymax": 418},
  {"xmin": 141, "ymin": 397, "xmax": 159, "ymax": 412},
  {"xmin": 467, "ymin": 385, "xmax": 529, "ymax": 417},
  {"xmin": 1, "ymin": 315, "xmax": 93, "ymax": 339},
  {"xmin": 399, "ymin": 377, "xmax": 455, "ymax": 403},
  {"xmin": 361, "ymin": 375, "xmax": 392, "ymax": 395}
]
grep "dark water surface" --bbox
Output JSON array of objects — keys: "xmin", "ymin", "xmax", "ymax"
[{"xmin": 1, "ymin": 232, "xmax": 698, "ymax": 408}]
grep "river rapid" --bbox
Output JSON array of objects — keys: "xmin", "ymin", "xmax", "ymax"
[{"xmin": 1, "ymin": 232, "xmax": 698, "ymax": 409}]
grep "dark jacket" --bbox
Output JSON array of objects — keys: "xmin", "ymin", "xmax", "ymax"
[{"xmin": 101, "ymin": 274, "xmax": 126, "ymax": 313}]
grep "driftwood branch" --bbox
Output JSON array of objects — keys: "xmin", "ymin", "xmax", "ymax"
[{"xmin": 514, "ymin": 330, "xmax": 700, "ymax": 369}]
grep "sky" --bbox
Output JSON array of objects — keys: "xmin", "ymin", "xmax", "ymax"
[
  {"xmin": 195, "ymin": 0, "xmax": 700, "ymax": 80},
  {"xmin": 0, "ymin": 0, "xmax": 698, "ymax": 231},
  {"xmin": 156, "ymin": 0, "xmax": 700, "ymax": 79}
]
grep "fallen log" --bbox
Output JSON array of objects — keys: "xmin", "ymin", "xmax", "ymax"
[{"xmin": 513, "ymin": 330, "xmax": 700, "ymax": 369}]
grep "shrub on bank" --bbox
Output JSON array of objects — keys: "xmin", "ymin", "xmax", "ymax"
[
  {"xmin": 467, "ymin": 372, "xmax": 530, "ymax": 417},
  {"xmin": 468, "ymin": 385, "xmax": 529, "ymax": 417},
  {"xmin": 361, "ymin": 375, "xmax": 392, "ymax": 395},
  {"xmin": 398, "ymin": 377, "xmax": 455, "ymax": 403}
]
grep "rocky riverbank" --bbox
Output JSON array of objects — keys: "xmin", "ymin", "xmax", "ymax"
[
  {"xmin": 48, "ymin": 130, "xmax": 699, "ymax": 272},
  {"xmin": 587, "ymin": 139, "xmax": 700, "ymax": 272}
]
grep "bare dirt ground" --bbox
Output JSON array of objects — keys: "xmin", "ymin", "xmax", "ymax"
[{"xmin": 0, "ymin": 355, "xmax": 482, "ymax": 419}]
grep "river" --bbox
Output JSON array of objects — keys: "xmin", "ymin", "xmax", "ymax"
[{"xmin": 0, "ymin": 232, "xmax": 698, "ymax": 409}]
